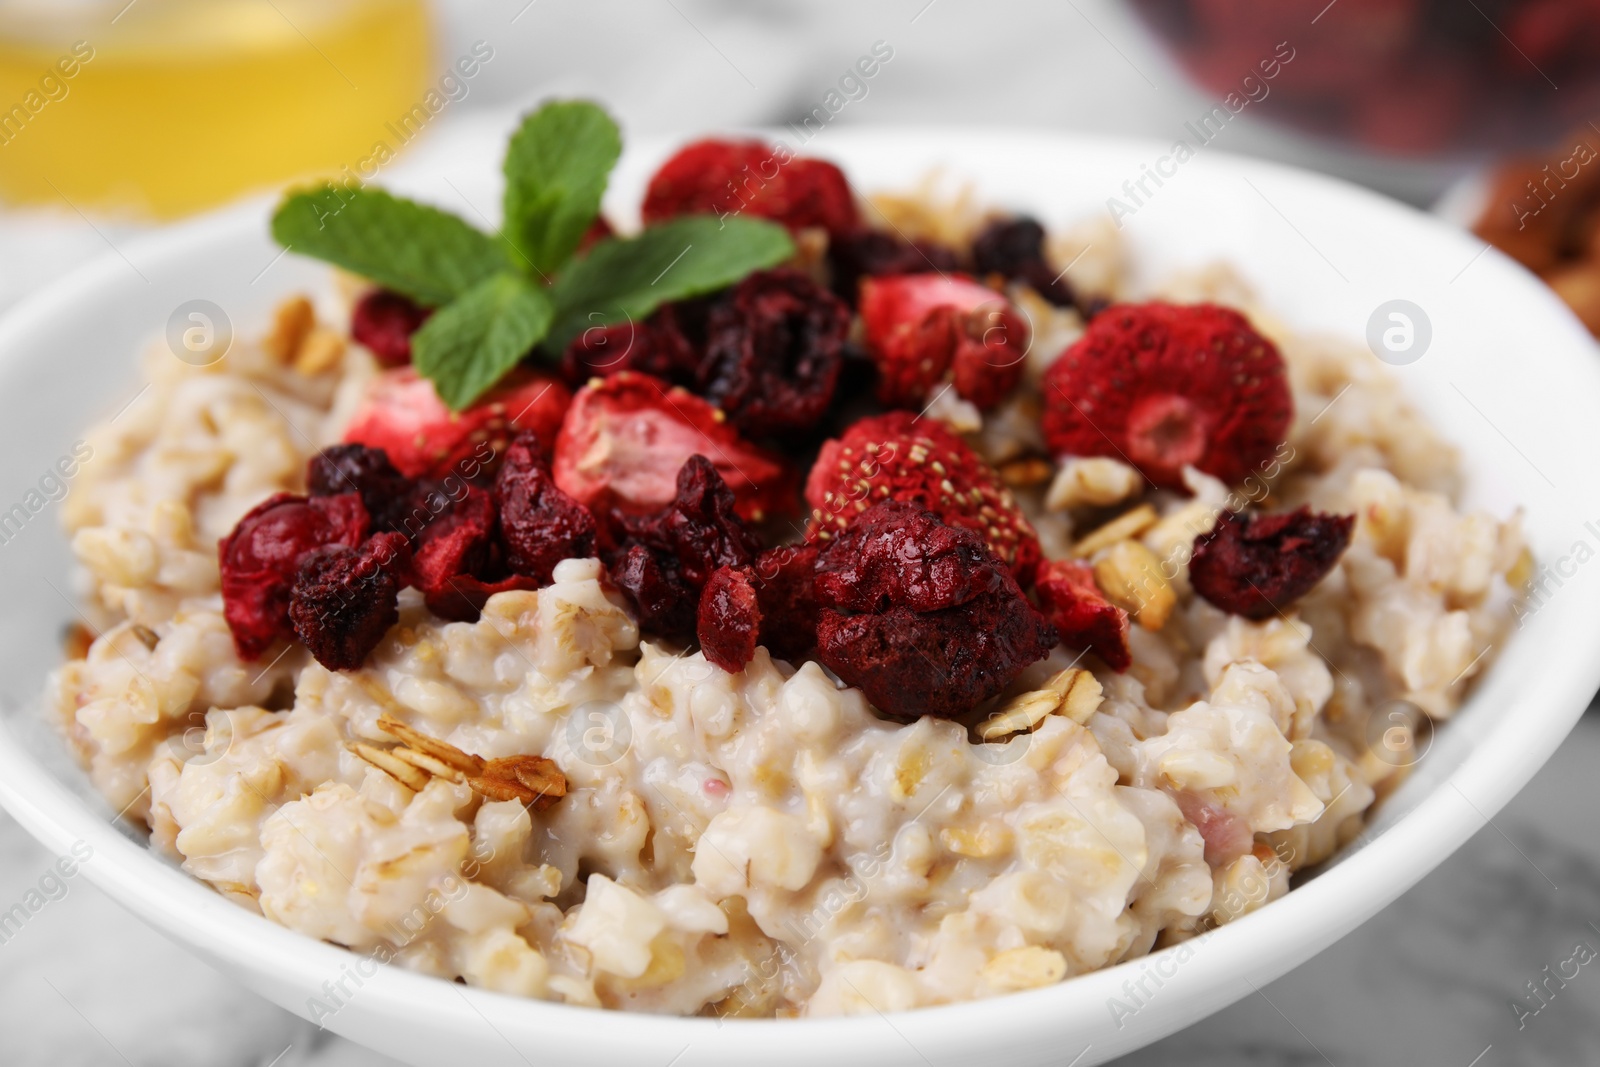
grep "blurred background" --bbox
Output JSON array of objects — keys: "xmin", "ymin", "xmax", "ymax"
[{"xmin": 3, "ymin": 0, "xmax": 1599, "ymax": 1064}]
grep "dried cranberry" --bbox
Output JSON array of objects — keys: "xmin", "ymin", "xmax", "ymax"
[
  {"xmin": 219, "ymin": 492, "xmax": 370, "ymax": 659},
  {"xmin": 825, "ymin": 229, "xmax": 962, "ymax": 306},
  {"xmin": 621, "ymin": 455, "xmax": 761, "ymax": 586},
  {"xmin": 1189, "ymin": 507, "xmax": 1355, "ymax": 620},
  {"xmin": 289, "ymin": 532, "xmax": 411, "ymax": 670},
  {"xmin": 750, "ymin": 543, "xmax": 820, "ymax": 661},
  {"xmin": 608, "ymin": 456, "xmax": 762, "ymax": 643},
  {"xmin": 696, "ymin": 269, "xmax": 849, "ymax": 436},
  {"xmin": 350, "ymin": 290, "xmax": 431, "ymax": 367},
  {"xmin": 560, "ymin": 313, "xmax": 697, "ymax": 388},
  {"xmin": 410, "ymin": 486, "xmax": 537, "ymax": 622},
  {"xmin": 611, "ymin": 543, "xmax": 698, "ymax": 641},
  {"xmin": 1033, "ymin": 560, "xmax": 1131, "ymax": 672},
  {"xmin": 813, "ymin": 501, "xmax": 1056, "ymax": 722},
  {"xmin": 494, "ymin": 432, "xmax": 597, "ymax": 584},
  {"xmin": 307, "ymin": 444, "xmax": 416, "ymax": 535},
  {"xmin": 971, "ymin": 216, "xmax": 1076, "ymax": 308},
  {"xmin": 697, "ymin": 565, "xmax": 762, "ymax": 672}
]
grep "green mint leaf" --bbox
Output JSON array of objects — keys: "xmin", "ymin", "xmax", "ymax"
[
  {"xmin": 545, "ymin": 216, "xmax": 795, "ymax": 351},
  {"xmin": 271, "ymin": 184, "xmax": 510, "ymax": 307},
  {"xmin": 502, "ymin": 101, "xmax": 622, "ymax": 278},
  {"xmin": 411, "ymin": 272, "xmax": 554, "ymax": 410}
]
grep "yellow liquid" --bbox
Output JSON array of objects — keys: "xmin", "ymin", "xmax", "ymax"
[{"xmin": 0, "ymin": 0, "xmax": 434, "ymax": 218}]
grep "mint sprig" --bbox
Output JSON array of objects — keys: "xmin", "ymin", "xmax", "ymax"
[{"xmin": 270, "ymin": 100, "xmax": 794, "ymax": 410}]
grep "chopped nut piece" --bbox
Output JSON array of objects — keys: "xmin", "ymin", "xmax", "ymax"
[
  {"xmin": 483, "ymin": 754, "xmax": 567, "ymax": 811},
  {"xmin": 293, "ymin": 327, "xmax": 346, "ymax": 375},
  {"xmin": 1046, "ymin": 457, "xmax": 1142, "ymax": 510},
  {"xmin": 390, "ymin": 745, "xmax": 466, "ymax": 782},
  {"xmin": 376, "ymin": 714, "xmax": 484, "ymax": 776},
  {"xmin": 1093, "ymin": 540, "xmax": 1176, "ymax": 630},
  {"xmin": 349, "ymin": 741, "xmax": 431, "ymax": 791},
  {"xmin": 997, "ymin": 456, "xmax": 1054, "ymax": 488},
  {"xmin": 264, "ymin": 295, "xmax": 315, "ymax": 363},
  {"xmin": 1071, "ymin": 503, "xmax": 1158, "ymax": 557}
]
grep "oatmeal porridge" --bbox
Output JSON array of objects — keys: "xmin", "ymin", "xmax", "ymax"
[{"xmin": 48, "ymin": 105, "xmax": 1528, "ymax": 1018}]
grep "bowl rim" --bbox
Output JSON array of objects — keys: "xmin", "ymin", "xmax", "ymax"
[{"xmin": 3, "ymin": 124, "xmax": 1599, "ymax": 1064}]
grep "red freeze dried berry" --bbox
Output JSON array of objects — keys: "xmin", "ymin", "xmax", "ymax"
[
  {"xmin": 494, "ymin": 432, "xmax": 597, "ymax": 584},
  {"xmin": 1041, "ymin": 302, "xmax": 1292, "ymax": 491},
  {"xmin": 825, "ymin": 228, "xmax": 962, "ymax": 306},
  {"xmin": 971, "ymin": 216, "xmax": 1077, "ymax": 308},
  {"xmin": 805, "ymin": 412, "xmax": 1041, "ymax": 579},
  {"xmin": 344, "ymin": 367, "xmax": 571, "ymax": 479},
  {"xmin": 554, "ymin": 371, "xmax": 796, "ymax": 523},
  {"xmin": 642, "ymin": 139, "xmax": 861, "ymax": 237},
  {"xmin": 697, "ymin": 565, "xmax": 762, "ymax": 673},
  {"xmin": 219, "ymin": 492, "xmax": 370, "ymax": 659},
  {"xmin": 611, "ymin": 543, "xmax": 698, "ymax": 642},
  {"xmin": 307, "ymin": 444, "xmax": 416, "ymax": 536},
  {"xmin": 609, "ymin": 456, "xmax": 761, "ymax": 643},
  {"xmin": 751, "ymin": 543, "xmax": 820, "ymax": 661},
  {"xmin": 858, "ymin": 274, "xmax": 1028, "ymax": 411},
  {"xmin": 350, "ymin": 290, "xmax": 432, "ymax": 367},
  {"xmin": 289, "ymin": 532, "xmax": 412, "ymax": 670},
  {"xmin": 697, "ymin": 269, "xmax": 849, "ymax": 435},
  {"xmin": 1033, "ymin": 559, "xmax": 1131, "ymax": 673},
  {"xmin": 814, "ymin": 501, "xmax": 1056, "ymax": 722},
  {"xmin": 1188, "ymin": 507, "xmax": 1355, "ymax": 620},
  {"xmin": 560, "ymin": 314, "xmax": 696, "ymax": 388},
  {"xmin": 410, "ymin": 486, "xmax": 538, "ymax": 622}
]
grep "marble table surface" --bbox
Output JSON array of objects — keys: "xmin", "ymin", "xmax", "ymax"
[{"xmin": 5, "ymin": 704, "xmax": 1597, "ymax": 1067}]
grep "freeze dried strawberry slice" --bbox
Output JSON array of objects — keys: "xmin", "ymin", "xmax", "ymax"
[
  {"xmin": 641, "ymin": 138, "xmax": 861, "ymax": 237},
  {"xmin": 289, "ymin": 532, "xmax": 412, "ymax": 670},
  {"xmin": 1188, "ymin": 507, "xmax": 1354, "ymax": 620},
  {"xmin": 343, "ymin": 366, "xmax": 572, "ymax": 480},
  {"xmin": 859, "ymin": 273, "xmax": 1028, "ymax": 411},
  {"xmin": 554, "ymin": 371, "xmax": 795, "ymax": 523},
  {"xmin": 1033, "ymin": 560, "xmax": 1131, "ymax": 672},
  {"xmin": 804, "ymin": 411, "xmax": 1041, "ymax": 579},
  {"xmin": 1041, "ymin": 302, "xmax": 1292, "ymax": 491},
  {"xmin": 410, "ymin": 486, "xmax": 538, "ymax": 622},
  {"xmin": 697, "ymin": 565, "xmax": 762, "ymax": 673},
  {"xmin": 350, "ymin": 290, "xmax": 431, "ymax": 368},
  {"xmin": 494, "ymin": 432, "xmax": 597, "ymax": 584},
  {"xmin": 814, "ymin": 501, "xmax": 1057, "ymax": 722},
  {"xmin": 219, "ymin": 492, "xmax": 370, "ymax": 659}
]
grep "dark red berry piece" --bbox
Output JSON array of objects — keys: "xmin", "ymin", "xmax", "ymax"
[
  {"xmin": 289, "ymin": 532, "xmax": 412, "ymax": 670},
  {"xmin": 1033, "ymin": 560, "xmax": 1131, "ymax": 672},
  {"xmin": 971, "ymin": 216, "xmax": 1076, "ymax": 308},
  {"xmin": 697, "ymin": 565, "xmax": 762, "ymax": 673},
  {"xmin": 620, "ymin": 455, "xmax": 761, "ymax": 588},
  {"xmin": 813, "ymin": 501, "xmax": 1056, "ymax": 722},
  {"xmin": 750, "ymin": 543, "xmax": 820, "ymax": 662},
  {"xmin": 350, "ymin": 290, "xmax": 432, "ymax": 367},
  {"xmin": 642, "ymin": 139, "xmax": 860, "ymax": 237},
  {"xmin": 1189, "ymin": 507, "xmax": 1355, "ymax": 620},
  {"xmin": 410, "ymin": 486, "xmax": 537, "ymax": 622},
  {"xmin": 307, "ymin": 444, "xmax": 416, "ymax": 536},
  {"xmin": 611, "ymin": 543, "xmax": 698, "ymax": 642},
  {"xmin": 560, "ymin": 312, "xmax": 697, "ymax": 388},
  {"xmin": 494, "ymin": 432, "xmax": 597, "ymax": 584},
  {"xmin": 219, "ymin": 492, "xmax": 370, "ymax": 659},
  {"xmin": 697, "ymin": 269, "xmax": 849, "ymax": 435},
  {"xmin": 826, "ymin": 229, "xmax": 962, "ymax": 305},
  {"xmin": 1041, "ymin": 302, "xmax": 1293, "ymax": 491}
]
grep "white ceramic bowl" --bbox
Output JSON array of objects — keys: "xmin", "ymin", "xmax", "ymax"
[{"xmin": 2, "ymin": 127, "xmax": 1599, "ymax": 1067}]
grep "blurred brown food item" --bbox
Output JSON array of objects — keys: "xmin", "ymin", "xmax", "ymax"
[
  {"xmin": 1474, "ymin": 128, "xmax": 1600, "ymax": 336},
  {"xmin": 1546, "ymin": 263, "xmax": 1600, "ymax": 335}
]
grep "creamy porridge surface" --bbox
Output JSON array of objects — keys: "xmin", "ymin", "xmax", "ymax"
[{"xmin": 48, "ymin": 209, "xmax": 1528, "ymax": 1017}]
